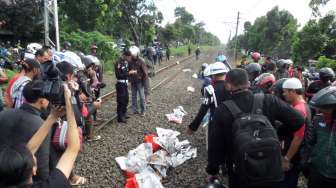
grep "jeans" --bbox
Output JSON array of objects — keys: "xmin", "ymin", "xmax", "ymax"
[{"xmin": 131, "ymin": 82, "xmax": 145, "ymax": 113}]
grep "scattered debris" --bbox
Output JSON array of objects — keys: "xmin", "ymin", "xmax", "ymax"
[
  {"xmin": 165, "ymin": 106, "xmax": 187, "ymax": 124},
  {"xmin": 116, "ymin": 128, "xmax": 197, "ymax": 188},
  {"xmin": 192, "ymin": 73, "xmax": 198, "ymax": 78},
  {"xmin": 182, "ymin": 68, "xmax": 192, "ymax": 72},
  {"xmin": 187, "ymin": 86, "xmax": 195, "ymax": 93}
]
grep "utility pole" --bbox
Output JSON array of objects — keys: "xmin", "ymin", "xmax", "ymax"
[
  {"xmin": 43, "ymin": 0, "xmax": 60, "ymax": 50},
  {"xmin": 44, "ymin": 0, "xmax": 49, "ymax": 46},
  {"xmin": 233, "ymin": 11, "xmax": 240, "ymax": 63}
]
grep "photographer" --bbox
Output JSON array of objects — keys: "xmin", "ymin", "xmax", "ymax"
[
  {"xmin": 0, "ymin": 83, "xmax": 80, "ymax": 187},
  {"xmin": 57, "ymin": 61, "xmax": 101, "ymax": 142}
]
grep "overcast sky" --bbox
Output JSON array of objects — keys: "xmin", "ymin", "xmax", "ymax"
[{"xmin": 154, "ymin": 0, "xmax": 336, "ymax": 43}]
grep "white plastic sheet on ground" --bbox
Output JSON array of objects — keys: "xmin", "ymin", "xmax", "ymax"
[
  {"xmin": 115, "ymin": 127, "xmax": 197, "ymax": 188},
  {"xmin": 192, "ymin": 73, "xmax": 198, "ymax": 78},
  {"xmin": 187, "ymin": 86, "xmax": 195, "ymax": 93},
  {"xmin": 165, "ymin": 106, "xmax": 187, "ymax": 124},
  {"xmin": 182, "ymin": 68, "xmax": 192, "ymax": 72}
]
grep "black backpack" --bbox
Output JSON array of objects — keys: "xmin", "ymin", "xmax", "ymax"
[{"xmin": 223, "ymin": 93, "xmax": 283, "ymax": 186}]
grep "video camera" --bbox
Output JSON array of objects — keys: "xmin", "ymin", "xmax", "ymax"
[{"xmin": 40, "ymin": 61, "xmax": 65, "ymax": 105}]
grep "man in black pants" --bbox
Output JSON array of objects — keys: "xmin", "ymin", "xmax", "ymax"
[{"xmin": 115, "ymin": 50, "xmax": 133, "ymax": 123}]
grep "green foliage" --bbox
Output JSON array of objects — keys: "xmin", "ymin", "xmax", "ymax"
[
  {"xmin": 0, "ymin": 0, "xmax": 44, "ymax": 42},
  {"xmin": 309, "ymin": 0, "xmax": 331, "ymax": 17},
  {"xmin": 158, "ymin": 7, "xmax": 220, "ymax": 47},
  {"xmin": 60, "ymin": 30, "xmax": 120, "ymax": 72},
  {"xmin": 293, "ymin": 13, "xmax": 335, "ymax": 63},
  {"xmin": 317, "ymin": 56, "xmax": 336, "ymax": 70},
  {"xmin": 292, "ymin": 20, "xmax": 327, "ymax": 63},
  {"xmin": 228, "ymin": 6, "xmax": 298, "ymax": 58}
]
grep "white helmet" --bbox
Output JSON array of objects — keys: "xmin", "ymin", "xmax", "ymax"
[
  {"xmin": 129, "ymin": 46, "xmax": 140, "ymax": 57},
  {"xmin": 26, "ymin": 43, "xmax": 42, "ymax": 54},
  {"xmin": 203, "ymin": 65, "xmax": 211, "ymax": 77},
  {"xmin": 283, "ymin": 78, "xmax": 302, "ymax": 89},
  {"xmin": 201, "ymin": 63, "xmax": 209, "ymax": 68},
  {"xmin": 284, "ymin": 59, "xmax": 293, "ymax": 65},
  {"xmin": 62, "ymin": 51, "xmax": 85, "ymax": 70},
  {"xmin": 208, "ymin": 62, "xmax": 230, "ymax": 76},
  {"xmin": 85, "ymin": 55, "xmax": 100, "ymax": 66}
]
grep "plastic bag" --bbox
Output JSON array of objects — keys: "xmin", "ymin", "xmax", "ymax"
[
  {"xmin": 125, "ymin": 177, "xmax": 139, "ymax": 188},
  {"xmin": 187, "ymin": 86, "xmax": 195, "ymax": 92},
  {"xmin": 135, "ymin": 167, "xmax": 164, "ymax": 188},
  {"xmin": 165, "ymin": 106, "xmax": 187, "ymax": 124},
  {"xmin": 144, "ymin": 134, "xmax": 161, "ymax": 152}
]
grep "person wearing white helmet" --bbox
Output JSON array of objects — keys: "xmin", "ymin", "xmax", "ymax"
[
  {"xmin": 188, "ymin": 61, "xmax": 231, "ymax": 177},
  {"xmin": 128, "ymin": 46, "xmax": 148, "ymax": 116},
  {"xmin": 188, "ymin": 62, "xmax": 231, "ymax": 133},
  {"xmin": 281, "ymin": 77, "xmax": 310, "ymax": 188}
]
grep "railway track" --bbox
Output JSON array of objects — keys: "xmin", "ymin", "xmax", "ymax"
[{"xmin": 96, "ymin": 55, "xmax": 195, "ymax": 131}]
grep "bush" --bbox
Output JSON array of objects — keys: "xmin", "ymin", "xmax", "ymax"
[
  {"xmin": 60, "ymin": 30, "xmax": 120, "ymax": 72},
  {"xmin": 317, "ymin": 56, "xmax": 336, "ymax": 70}
]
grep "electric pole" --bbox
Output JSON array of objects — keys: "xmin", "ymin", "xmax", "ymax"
[
  {"xmin": 44, "ymin": 0, "xmax": 60, "ymax": 51},
  {"xmin": 233, "ymin": 11, "xmax": 240, "ymax": 63}
]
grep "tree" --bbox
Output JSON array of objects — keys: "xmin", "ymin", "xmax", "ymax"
[
  {"xmin": 309, "ymin": 0, "xmax": 331, "ymax": 17},
  {"xmin": 59, "ymin": 0, "xmax": 101, "ymax": 31},
  {"xmin": 0, "ymin": 0, "xmax": 44, "ymax": 42},
  {"xmin": 228, "ymin": 6, "xmax": 298, "ymax": 58},
  {"xmin": 174, "ymin": 7, "xmax": 194, "ymax": 25},
  {"xmin": 292, "ymin": 20, "xmax": 327, "ymax": 63}
]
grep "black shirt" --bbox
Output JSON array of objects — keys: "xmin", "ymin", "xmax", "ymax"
[
  {"xmin": 115, "ymin": 58, "xmax": 129, "ymax": 80},
  {"xmin": 208, "ymin": 90, "xmax": 304, "ymax": 175},
  {"xmin": 189, "ymin": 80, "xmax": 231, "ymax": 131},
  {"xmin": 31, "ymin": 169, "xmax": 71, "ymax": 188}
]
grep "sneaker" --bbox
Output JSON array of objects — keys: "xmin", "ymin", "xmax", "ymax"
[
  {"xmin": 140, "ymin": 112, "xmax": 146, "ymax": 117},
  {"xmin": 87, "ymin": 135, "xmax": 101, "ymax": 142}
]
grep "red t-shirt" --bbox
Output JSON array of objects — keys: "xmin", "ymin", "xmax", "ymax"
[
  {"xmin": 292, "ymin": 100, "xmax": 307, "ymax": 138},
  {"xmin": 5, "ymin": 74, "xmax": 21, "ymax": 99}
]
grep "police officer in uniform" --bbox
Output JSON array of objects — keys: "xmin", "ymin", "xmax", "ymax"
[{"xmin": 115, "ymin": 50, "xmax": 133, "ymax": 123}]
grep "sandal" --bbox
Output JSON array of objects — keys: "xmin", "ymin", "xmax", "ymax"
[
  {"xmin": 87, "ymin": 135, "xmax": 101, "ymax": 142},
  {"xmin": 70, "ymin": 176, "xmax": 87, "ymax": 186}
]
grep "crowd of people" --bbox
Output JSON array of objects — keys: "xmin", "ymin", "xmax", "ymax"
[
  {"xmin": 1, "ymin": 40, "xmax": 336, "ymax": 187},
  {"xmin": 191, "ymin": 52, "xmax": 336, "ymax": 188},
  {"xmin": 0, "ymin": 39, "xmax": 180, "ymax": 187}
]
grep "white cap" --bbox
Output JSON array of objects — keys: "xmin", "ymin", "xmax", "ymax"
[
  {"xmin": 129, "ymin": 46, "xmax": 140, "ymax": 57},
  {"xmin": 26, "ymin": 43, "xmax": 42, "ymax": 54},
  {"xmin": 283, "ymin": 78, "xmax": 302, "ymax": 89},
  {"xmin": 209, "ymin": 62, "xmax": 230, "ymax": 75}
]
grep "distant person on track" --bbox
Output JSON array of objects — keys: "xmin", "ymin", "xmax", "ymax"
[
  {"xmin": 128, "ymin": 46, "xmax": 148, "ymax": 117},
  {"xmin": 166, "ymin": 45, "xmax": 170, "ymax": 61},
  {"xmin": 188, "ymin": 46, "xmax": 192, "ymax": 56},
  {"xmin": 115, "ymin": 50, "xmax": 132, "ymax": 123},
  {"xmin": 196, "ymin": 47, "xmax": 201, "ymax": 60}
]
